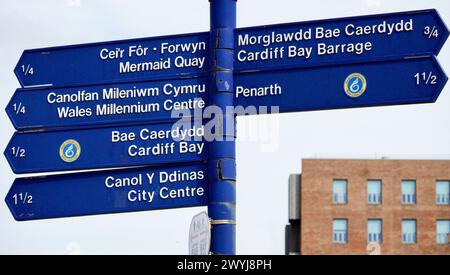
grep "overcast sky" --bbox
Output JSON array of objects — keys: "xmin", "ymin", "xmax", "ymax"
[{"xmin": 0, "ymin": 0, "xmax": 449, "ymax": 255}]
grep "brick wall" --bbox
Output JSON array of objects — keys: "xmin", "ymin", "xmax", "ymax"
[{"xmin": 300, "ymin": 159, "xmax": 450, "ymax": 255}]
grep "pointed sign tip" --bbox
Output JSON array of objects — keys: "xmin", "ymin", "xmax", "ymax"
[
  {"xmin": 431, "ymin": 9, "xmax": 450, "ymax": 55},
  {"xmin": 4, "ymin": 187, "xmax": 22, "ymax": 222},
  {"xmin": 14, "ymin": 51, "xmax": 28, "ymax": 88},
  {"xmin": 434, "ymin": 73, "xmax": 449, "ymax": 103},
  {"xmin": 429, "ymin": 56, "xmax": 449, "ymax": 103},
  {"xmin": 5, "ymin": 90, "xmax": 22, "ymax": 131},
  {"xmin": 4, "ymin": 132, "xmax": 21, "ymax": 175}
]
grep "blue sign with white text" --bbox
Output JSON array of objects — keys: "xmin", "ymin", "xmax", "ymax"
[
  {"xmin": 4, "ymin": 8, "xmax": 450, "ymax": 223},
  {"xmin": 15, "ymin": 32, "xmax": 210, "ymax": 88},
  {"xmin": 6, "ymin": 57, "xmax": 448, "ymax": 133},
  {"xmin": 6, "ymin": 164, "xmax": 208, "ymax": 221},
  {"xmin": 234, "ymin": 56, "xmax": 447, "ymax": 112},
  {"xmin": 7, "ymin": 77, "xmax": 208, "ymax": 130},
  {"xmin": 15, "ymin": 10, "xmax": 448, "ymax": 88},
  {"xmin": 234, "ymin": 9, "xmax": 449, "ymax": 72},
  {"xmin": 5, "ymin": 122, "xmax": 207, "ymax": 174}
]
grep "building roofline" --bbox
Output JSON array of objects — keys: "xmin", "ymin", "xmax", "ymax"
[{"xmin": 302, "ymin": 155, "xmax": 450, "ymax": 161}]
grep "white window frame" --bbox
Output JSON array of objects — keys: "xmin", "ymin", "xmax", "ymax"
[
  {"xmin": 333, "ymin": 179, "xmax": 348, "ymax": 205},
  {"xmin": 402, "ymin": 219, "xmax": 417, "ymax": 244},
  {"xmin": 436, "ymin": 180, "xmax": 450, "ymax": 205},
  {"xmin": 401, "ymin": 180, "xmax": 416, "ymax": 205},
  {"xmin": 333, "ymin": 219, "xmax": 348, "ymax": 244},
  {"xmin": 436, "ymin": 220, "xmax": 449, "ymax": 245},
  {"xmin": 368, "ymin": 219, "xmax": 382, "ymax": 243},
  {"xmin": 367, "ymin": 180, "xmax": 382, "ymax": 205}
]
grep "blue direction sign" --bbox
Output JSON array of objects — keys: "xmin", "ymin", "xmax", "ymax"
[
  {"xmin": 15, "ymin": 10, "xmax": 448, "ymax": 88},
  {"xmin": 7, "ymin": 57, "xmax": 448, "ymax": 130},
  {"xmin": 15, "ymin": 32, "xmax": 209, "ymax": 88},
  {"xmin": 7, "ymin": 77, "xmax": 207, "ymax": 130},
  {"xmin": 5, "ymin": 122, "xmax": 207, "ymax": 174},
  {"xmin": 5, "ymin": 164, "xmax": 208, "ymax": 221},
  {"xmin": 235, "ymin": 9, "xmax": 449, "ymax": 72},
  {"xmin": 234, "ymin": 56, "xmax": 447, "ymax": 112}
]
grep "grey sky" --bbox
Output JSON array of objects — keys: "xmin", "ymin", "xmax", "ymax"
[{"xmin": 0, "ymin": 0, "xmax": 449, "ymax": 254}]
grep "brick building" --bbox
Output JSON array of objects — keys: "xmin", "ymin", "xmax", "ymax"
[{"xmin": 293, "ymin": 159, "xmax": 450, "ymax": 255}]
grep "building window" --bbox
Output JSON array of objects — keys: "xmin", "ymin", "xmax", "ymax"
[
  {"xmin": 368, "ymin": 219, "xmax": 382, "ymax": 243},
  {"xmin": 333, "ymin": 180, "xmax": 347, "ymax": 204},
  {"xmin": 402, "ymin": 220, "xmax": 417, "ymax": 244},
  {"xmin": 401, "ymin": 180, "xmax": 416, "ymax": 205},
  {"xmin": 436, "ymin": 220, "xmax": 450, "ymax": 245},
  {"xmin": 333, "ymin": 219, "xmax": 348, "ymax": 243},
  {"xmin": 367, "ymin": 180, "xmax": 382, "ymax": 204},
  {"xmin": 436, "ymin": 181, "xmax": 450, "ymax": 205}
]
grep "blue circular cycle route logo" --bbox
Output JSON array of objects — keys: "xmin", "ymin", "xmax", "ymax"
[
  {"xmin": 59, "ymin": 139, "xmax": 81, "ymax": 163},
  {"xmin": 344, "ymin": 73, "xmax": 367, "ymax": 98}
]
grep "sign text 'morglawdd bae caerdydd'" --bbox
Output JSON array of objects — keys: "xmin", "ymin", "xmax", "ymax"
[{"xmin": 15, "ymin": 10, "xmax": 448, "ymax": 88}]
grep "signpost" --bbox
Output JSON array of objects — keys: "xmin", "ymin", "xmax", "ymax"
[
  {"xmin": 15, "ymin": 32, "xmax": 210, "ymax": 88},
  {"xmin": 234, "ymin": 9, "xmax": 449, "ymax": 72},
  {"xmin": 4, "ymin": 0, "xmax": 449, "ymax": 255},
  {"xmin": 207, "ymin": 0, "xmax": 237, "ymax": 255},
  {"xmin": 235, "ymin": 56, "xmax": 447, "ymax": 113},
  {"xmin": 14, "ymin": 10, "xmax": 448, "ymax": 88},
  {"xmin": 6, "ymin": 164, "xmax": 208, "ymax": 221},
  {"xmin": 8, "ymin": 57, "xmax": 447, "ymax": 131},
  {"xmin": 5, "ymin": 122, "xmax": 207, "ymax": 174},
  {"xmin": 7, "ymin": 77, "xmax": 208, "ymax": 130},
  {"xmin": 189, "ymin": 212, "xmax": 211, "ymax": 255}
]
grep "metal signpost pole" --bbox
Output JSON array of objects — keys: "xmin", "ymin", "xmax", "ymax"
[
  {"xmin": 4, "ymin": 0, "xmax": 449, "ymax": 255},
  {"xmin": 208, "ymin": 0, "xmax": 237, "ymax": 255}
]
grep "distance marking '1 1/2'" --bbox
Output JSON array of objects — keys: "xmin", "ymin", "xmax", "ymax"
[
  {"xmin": 12, "ymin": 192, "xmax": 33, "ymax": 205},
  {"xmin": 414, "ymin": 72, "xmax": 438, "ymax": 86}
]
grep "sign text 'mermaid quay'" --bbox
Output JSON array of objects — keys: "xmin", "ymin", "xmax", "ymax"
[
  {"xmin": 4, "ymin": 8, "xmax": 449, "ymax": 222},
  {"xmin": 102, "ymin": 42, "xmax": 206, "ymax": 74},
  {"xmin": 15, "ymin": 10, "xmax": 448, "ymax": 88}
]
